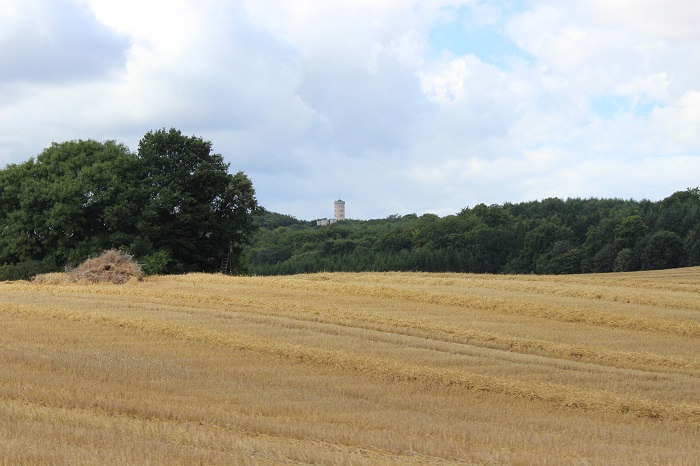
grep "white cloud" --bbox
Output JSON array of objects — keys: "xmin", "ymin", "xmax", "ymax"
[
  {"xmin": 584, "ymin": 0, "xmax": 700, "ymax": 41},
  {"xmin": 0, "ymin": 0, "xmax": 129, "ymax": 84},
  {"xmin": 420, "ymin": 57, "xmax": 474, "ymax": 104},
  {"xmin": 1, "ymin": 0, "xmax": 700, "ymax": 219},
  {"xmin": 648, "ymin": 91, "xmax": 700, "ymax": 151}
]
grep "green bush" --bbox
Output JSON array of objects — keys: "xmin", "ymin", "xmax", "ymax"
[{"xmin": 139, "ymin": 250, "xmax": 171, "ymax": 276}]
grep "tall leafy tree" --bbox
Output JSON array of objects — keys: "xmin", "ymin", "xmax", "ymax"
[
  {"xmin": 685, "ymin": 224, "xmax": 700, "ymax": 266},
  {"xmin": 133, "ymin": 128, "xmax": 258, "ymax": 273},
  {"xmin": 582, "ymin": 218, "xmax": 619, "ymax": 273},
  {"xmin": 642, "ymin": 230, "xmax": 685, "ymax": 270},
  {"xmin": 614, "ymin": 215, "xmax": 648, "ymax": 250},
  {"xmin": 0, "ymin": 139, "xmax": 134, "ymax": 271},
  {"xmin": 655, "ymin": 188, "xmax": 700, "ymax": 236}
]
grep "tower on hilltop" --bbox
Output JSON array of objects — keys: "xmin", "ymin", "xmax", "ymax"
[{"xmin": 334, "ymin": 198, "xmax": 345, "ymax": 221}]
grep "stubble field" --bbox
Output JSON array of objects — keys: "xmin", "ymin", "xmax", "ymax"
[{"xmin": 1, "ymin": 268, "xmax": 700, "ymax": 464}]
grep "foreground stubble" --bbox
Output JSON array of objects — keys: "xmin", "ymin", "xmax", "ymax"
[{"xmin": 1, "ymin": 268, "xmax": 700, "ymax": 464}]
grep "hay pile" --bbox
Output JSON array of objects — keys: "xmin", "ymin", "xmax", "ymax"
[
  {"xmin": 31, "ymin": 272, "xmax": 70, "ymax": 285},
  {"xmin": 68, "ymin": 249, "xmax": 144, "ymax": 284}
]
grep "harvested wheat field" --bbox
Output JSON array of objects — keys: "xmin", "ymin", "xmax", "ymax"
[{"xmin": 2, "ymin": 268, "xmax": 700, "ymax": 464}]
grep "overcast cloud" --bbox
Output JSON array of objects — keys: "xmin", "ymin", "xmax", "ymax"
[{"xmin": 1, "ymin": 0, "xmax": 699, "ymax": 219}]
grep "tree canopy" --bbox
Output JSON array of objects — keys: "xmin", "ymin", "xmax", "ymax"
[
  {"xmin": 0, "ymin": 129, "xmax": 258, "ymax": 279},
  {"xmin": 245, "ymin": 190, "xmax": 700, "ymax": 276}
]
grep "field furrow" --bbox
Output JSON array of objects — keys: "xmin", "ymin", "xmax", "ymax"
[
  {"xmin": 6, "ymin": 288, "xmax": 700, "ymax": 376},
  {"xmin": 2, "ymin": 269, "xmax": 700, "ymax": 464}
]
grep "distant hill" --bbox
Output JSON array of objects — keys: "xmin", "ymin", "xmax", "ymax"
[{"xmin": 245, "ymin": 189, "xmax": 700, "ymax": 275}]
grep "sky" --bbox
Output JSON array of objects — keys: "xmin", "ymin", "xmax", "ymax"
[{"xmin": 1, "ymin": 0, "xmax": 700, "ymax": 220}]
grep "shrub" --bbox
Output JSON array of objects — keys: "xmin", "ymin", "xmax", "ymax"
[
  {"xmin": 139, "ymin": 249, "xmax": 171, "ymax": 276},
  {"xmin": 0, "ymin": 259, "xmax": 55, "ymax": 281}
]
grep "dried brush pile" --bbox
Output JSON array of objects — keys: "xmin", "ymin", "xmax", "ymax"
[{"xmin": 68, "ymin": 249, "xmax": 144, "ymax": 284}]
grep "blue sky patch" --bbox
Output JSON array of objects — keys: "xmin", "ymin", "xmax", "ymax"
[
  {"xmin": 428, "ymin": 3, "xmax": 533, "ymax": 68},
  {"xmin": 590, "ymin": 96, "xmax": 659, "ymax": 118}
]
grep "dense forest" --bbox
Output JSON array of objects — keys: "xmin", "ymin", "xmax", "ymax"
[{"xmin": 245, "ymin": 189, "xmax": 700, "ymax": 275}]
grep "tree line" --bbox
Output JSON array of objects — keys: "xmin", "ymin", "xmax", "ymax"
[
  {"xmin": 245, "ymin": 190, "xmax": 700, "ymax": 275},
  {"xmin": 3, "ymin": 130, "xmax": 697, "ymax": 280},
  {"xmin": 0, "ymin": 128, "xmax": 258, "ymax": 280}
]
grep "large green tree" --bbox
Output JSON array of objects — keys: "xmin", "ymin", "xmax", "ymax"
[
  {"xmin": 642, "ymin": 230, "xmax": 685, "ymax": 270},
  {"xmin": 614, "ymin": 215, "xmax": 648, "ymax": 249},
  {"xmin": 0, "ymin": 139, "xmax": 134, "ymax": 274},
  {"xmin": 132, "ymin": 128, "xmax": 258, "ymax": 273}
]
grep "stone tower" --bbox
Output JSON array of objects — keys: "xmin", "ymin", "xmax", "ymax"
[{"xmin": 334, "ymin": 199, "xmax": 345, "ymax": 221}]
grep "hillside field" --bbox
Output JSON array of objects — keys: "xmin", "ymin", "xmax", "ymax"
[{"xmin": 2, "ymin": 268, "xmax": 700, "ymax": 464}]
